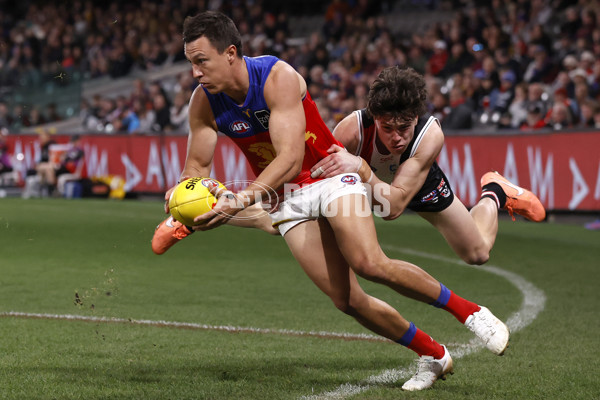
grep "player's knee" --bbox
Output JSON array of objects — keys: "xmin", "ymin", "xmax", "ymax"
[
  {"xmin": 330, "ymin": 296, "xmax": 352, "ymax": 314},
  {"xmin": 348, "ymin": 256, "xmax": 388, "ymax": 282},
  {"xmin": 331, "ymin": 295, "xmax": 365, "ymax": 317}
]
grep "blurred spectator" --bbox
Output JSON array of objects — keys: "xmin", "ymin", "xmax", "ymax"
[
  {"xmin": 526, "ymin": 82, "xmax": 550, "ymax": 117},
  {"xmin": 551, "ymin": 87, "xmax": 579, "ymax": 125},
  {"xmin": 120, "ymin": 107, "xmax": 141, "ymax": 134},
  {"xmin": 0, "ymin": 129, "xmax": 13, "ymax": 174},
  {"xmin": 107, "ymin": 43, "xmax": 134, "ymax": 78},
  {"xmin": 21, "ymin": 129, "xmax": 57, "ymax": 196},
  {"xmin": 407, "ymin": 45, "xmax": 427, "ymax": 75},
  {"xmin": 10, "ymin": 104, "xmax": 29, "ymax": 131},
  {"xmin": 523, "ymin": 45, "xmax": 555, "ymax": 83},
  {"xmin": 35, "ymin": 130, "xmax": 56, "ymax": 171},
  {"xmin": 494, "ymin": 48, "xmax": 522, "ymax": 82},
  {"xmin": 546, "ymin": 102, "xmax": 573, "ymax": 130},
  {"xmin": 489, "ymin": 70, "xmax": 516, "ymax": 116},
  {"xmin": 441, "ymin": 42, "xmax": 473, "ymax": 78},
  {"xmin": 36, "ymin": 134, "xmax": 85, "ymax": 196},
  {"xmin": 0, "ymin": 102, "xmax": 12, "ymax": 129},
  {"xmin": 130, "ymin": 79, "xmax": 150, "ymax": 107},
  {"xmin": 578, "ymin": 98, "xmax": 599, "ymax": 128},
  {"xmin": 561, "ymin": 6, "xmax": 580, "ymax": 40},
  {"xmin": 25, "ymin": 107, "xmax": 47, "ymax": 127},
  {"xmin": 428, "ymin": 40, "xmax": 449, "ymax": 77},
  {"xmin": 152, "ymin": 93, "xmax": 171, "ymax": 132},
  {"xmin": 429, "ymin": 91, "xmax": 448, "ymax": 123},
  {"xmin": 80, "ymin": 99, "xmax": 98, "ymax": 131},
  {"xmin": 574, "ymin": 80, "xmax": 592, "ymax": 120},
  {"xmin": 520, "ymin": 103, "xmax": 547, "ymax": 131},
  {"xmin": 132, "ymin": 99, "xmax": 156, "ymax": 133},
  {"xmin": 45, "ymin": 103, "xmax": 62, "ymax": 123},
  {"xmin": 443, "ymin": 86, "xmax": 474, "ymax": 130},
  {"xmin": 170, "ymin": 91, "xmax": 190, "ymax": 134},
  {"xmin": 508, "ymin": 82, "xmax": 529, "ymax": 128}
]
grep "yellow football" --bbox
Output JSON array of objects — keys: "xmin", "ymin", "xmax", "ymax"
[{"xmin": 168, "ymin": 177, "xmax": 227, "ymax": 226}]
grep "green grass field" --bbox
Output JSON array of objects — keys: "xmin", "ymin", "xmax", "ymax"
[{"xmin": 0, "ymin": 197, "xmax": 598, "ymax": 399}]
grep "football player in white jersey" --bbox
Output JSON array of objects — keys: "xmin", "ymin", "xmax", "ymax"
[{"xmin": 311, "ymin": 66, "xmax": 546, "ymax": 265}]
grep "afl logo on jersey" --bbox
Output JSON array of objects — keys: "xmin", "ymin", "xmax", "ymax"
[
  {"xmin": 341, "ymin": 175, "xmax": 358, "ymax": 185},
  {"xmin": 200, "ymin": 178, "xmax": 220, "ymax": 189},
  {"xmin": 230, "ymin": 120, "xmax": 251, "ymax": 134}
]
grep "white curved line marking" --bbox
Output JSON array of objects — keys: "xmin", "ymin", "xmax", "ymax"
[
  {"xmin": 300, "ymin": 245, "xmax": 546, "ymax": 399},
  {"xmin": 0, "ymin": 311, "xmax": 390, "ymax": 343}
]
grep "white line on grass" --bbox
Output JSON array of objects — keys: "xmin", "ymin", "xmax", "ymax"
[
  {"xmin": 0, "ymin": 311, "xmax": 391, "ymax": 343},
  {"xmin": 299, "ymin": 245, "xmax": 546, "ymax": 399}
]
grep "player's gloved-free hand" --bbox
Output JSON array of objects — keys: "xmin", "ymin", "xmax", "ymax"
[
  {"xmin": 192, "ymin": 186, "xmax": 246, "ymax": 231},
  {"xmin": 163, "ymin": 186, "xmax": 176, "ymax": 214},
  {"xmin": 310, "ymin": 144, "xmax": 362, "ymax": 179}
]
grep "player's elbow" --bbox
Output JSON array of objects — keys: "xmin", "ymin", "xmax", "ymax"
[
  {"xmin": 382, "ymin": 213, "xmax": 401, "ymax": 221},
  {"xmin": 286, "ymin": 157, "xmax": 303, "ymax": 180},
  {"xmin": 381, "ymin": 204, "xmax": 406, "ymax": 221}
]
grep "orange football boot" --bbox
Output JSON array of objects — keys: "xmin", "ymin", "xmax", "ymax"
[
  {"xmin": 151, "ymin": 216, "xmax": 193, "ymax": 255},
  {"xmin": 481, "ymin": 171, "xmax": 546, "ymax": 222}
]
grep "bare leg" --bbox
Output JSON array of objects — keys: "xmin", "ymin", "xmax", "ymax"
[
  {"xmin": 419, "ymin": 197, "xmax": 498, "ymax": 265},
  {"xmin": 326, "ymin": 194, "xmax": 442, "ymax": 303},
  {"xmin": 36, "ymin": 163, "xmax": 56, "ymax": 185},
  {"xmin": 284, "ymin": 218, "xmax": 410, "ymax": 340}
]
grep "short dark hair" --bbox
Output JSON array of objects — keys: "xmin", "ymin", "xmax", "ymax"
[
  {"xmin": 183, "ymin": 11, "xmax": 243, "ymax": 57},
  {"xmin": 367, "ymin": 66, "xmax": 428, "ymax": 122}
]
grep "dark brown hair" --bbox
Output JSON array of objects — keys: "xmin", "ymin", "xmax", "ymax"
[
  {"xmin": 367, "ymin": 66, "xmax": 428, "ymax": 122},
  {"xmin": 183, "ymin": 11, "xmax": 243, "ymax": 57}
]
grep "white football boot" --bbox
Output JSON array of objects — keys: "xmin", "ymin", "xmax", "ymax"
[
  {"xmin": 402, "ymin": 345, "xmax": 453, "ymax": 391},
  {"xmin": 464, "ymin": 306, "xmax": 510, "ymax": 355}
]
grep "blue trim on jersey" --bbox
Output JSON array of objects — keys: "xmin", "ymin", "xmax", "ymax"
[
  {"xmin": 396, "ymin": 322, "xmax": 417, "ymax": 346},
  {"xmin": 430, "ymin": 283, "xmax": 451, "ymax": 308},
  {"xmin": 202, "ymin": 55, "xmax": 279, "ymax": 139}
]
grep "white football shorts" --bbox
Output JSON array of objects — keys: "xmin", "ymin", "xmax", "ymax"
[{"xmin": 269, "ymin": 173, "xmax": 367, "ymax": 236}]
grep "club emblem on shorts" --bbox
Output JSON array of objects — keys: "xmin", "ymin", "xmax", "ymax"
[
  {"xmin": 437, "ymin": 178, "xmax": 451, "ymax": 198},
  {"xmin": 341, "ymin": 175, "xmax": 358, "ymax": 185},
  {"xmin": 421, "ymin": 189, "xmax": 439, "ymax": 203}
]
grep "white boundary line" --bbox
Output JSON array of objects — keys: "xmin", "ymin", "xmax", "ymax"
[
  {"xmin": 0, "ymin": 311, "xmax": 390, "ymax": 343},
  {"xmin": 299, "ymin": 245, "xmax": 546, "ymax": 399}
]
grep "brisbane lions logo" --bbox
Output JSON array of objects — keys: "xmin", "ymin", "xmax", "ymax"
[
  {"xmin": 305, "ymin": 131, "xmax": 317, "ymax": 144},
  {"xmin": 248, "ymin": 142, "xmax": 276, "ymax": 169}
]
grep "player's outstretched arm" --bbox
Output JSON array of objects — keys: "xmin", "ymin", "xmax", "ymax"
[{"xmin": 312, "ymin": 114, "xmax": 444, "ymax": 220}]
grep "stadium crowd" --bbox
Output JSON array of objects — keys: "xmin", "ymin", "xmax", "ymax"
[{"xmin": 1, "ymin": 0, "xmax": 600, "ymax": 134}]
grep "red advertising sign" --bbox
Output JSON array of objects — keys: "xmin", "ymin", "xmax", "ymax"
[
  {"xmin": 439, "ymin": 132, "xmax": 600, "ymax": 211},
  {"xmin": 4, "ymin": 131, "xmax": 600, "ymax": 211}
]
